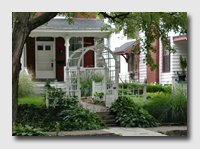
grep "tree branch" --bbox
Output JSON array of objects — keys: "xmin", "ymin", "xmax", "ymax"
[
  {"xmin": 30, "ymin": 12, "xmax": 58, "ymax": 31},
  {"xmin": 98, "ymin": 12, "xmax": 131, "ymax": 23}
]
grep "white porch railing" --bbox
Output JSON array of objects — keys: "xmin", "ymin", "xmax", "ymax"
[{"xmin": 172, "ymin": 76, "xmax": 187, "ymax": 96}]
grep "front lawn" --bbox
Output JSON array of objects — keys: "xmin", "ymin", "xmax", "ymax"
[{"xmin": 18, "ymin": 96, "xmax": 45, "ymax": 108}]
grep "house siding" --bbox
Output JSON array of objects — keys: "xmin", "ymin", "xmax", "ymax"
[
  {"xmin": 138, "ymin": 32, "xmax": 147, "ymax": 83},
  {"xmin": 139, "ymin": 50, "xmax": 147, "ymax": 83}
]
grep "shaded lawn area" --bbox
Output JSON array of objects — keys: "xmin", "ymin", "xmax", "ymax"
[{"xmin": 18, "ymin": 96, "xmax": 45, "ymax": 107}]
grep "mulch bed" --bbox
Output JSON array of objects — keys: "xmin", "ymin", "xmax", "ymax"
[{"xmin": 165, "ymin": 130, "xmax": 187, "ymax": 136}]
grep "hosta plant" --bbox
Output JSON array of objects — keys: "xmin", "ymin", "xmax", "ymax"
[{"xmin": 109, "ymin": 97, "xmax": 157, "ymax": 127}]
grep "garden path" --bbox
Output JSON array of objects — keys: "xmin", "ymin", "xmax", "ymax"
[{"xmin": 80, "ymin": 101, "xmax": 108, "ymax": 112}]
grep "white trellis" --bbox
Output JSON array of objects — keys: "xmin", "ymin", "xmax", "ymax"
[{"xmin": 65, "ymin": 45, "xmax": 119, "ymax": 107}]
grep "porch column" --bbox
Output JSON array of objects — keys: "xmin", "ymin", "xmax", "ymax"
[
  {"xmin": 64, "ymin": 36, "xmax": 70, "ymax": 82},
  {"xmin": 64, "ymin": 36, "xmax": 70, "ymax": 66},
  {"xmin": 170, "ymin": 36, "xmax": 173, "ymax": 81},
  {"xmin": 93, "ymin": 38, "xmax": 98, "ymax": 67},
  {"xmin": 20, "ymin": 45, "xmax": 26, "ymax": 71}
]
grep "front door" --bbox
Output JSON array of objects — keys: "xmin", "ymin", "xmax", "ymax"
[{"xmin": 36, "ymin": 42, "xmax": 55, "ymax": 78}]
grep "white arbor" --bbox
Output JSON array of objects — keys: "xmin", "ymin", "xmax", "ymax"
[{"xmin": 65, "ymin": 45, "xmax": 119, "ymax": 107}]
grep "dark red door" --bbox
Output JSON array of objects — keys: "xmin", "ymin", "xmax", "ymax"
[{"xmin": 56, "ymin": 37, "xmax": 66, "ymax": 81}]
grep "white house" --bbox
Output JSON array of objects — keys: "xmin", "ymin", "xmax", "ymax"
[{"xmin": 20, "ymin": 13, "xmax": 114, "ymax": 82}]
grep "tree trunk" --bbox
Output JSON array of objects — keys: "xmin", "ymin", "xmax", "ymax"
[
  {"xmin": 12, "ymin": 12, "xmax": 31, "ymax": 125},
  {"xmin": 12, "ymin": 12, "xmax": 58, "ymax": 125}
]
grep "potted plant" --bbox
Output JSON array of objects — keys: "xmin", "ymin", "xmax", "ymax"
[{"xmin": 179, "ymin": 55, "xmax": 187, "ymax": 81}]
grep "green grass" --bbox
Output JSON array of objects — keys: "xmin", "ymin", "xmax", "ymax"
[{"xmin": 18, "ymin": 96, "xmax": 45, "ymax": 107}]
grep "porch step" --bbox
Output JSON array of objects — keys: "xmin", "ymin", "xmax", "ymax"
[{"xmin": 96, "ymin": 112, "xmax": 119, "ymax": 127}]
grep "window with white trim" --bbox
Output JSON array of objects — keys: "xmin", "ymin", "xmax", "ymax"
[
  {"xmin": 128, "ymin": 53, "xmax": 133, "ymax": 72},
  {"xmin": 116, "ymin": 55, "xmax": 120, "ymax": 73}
]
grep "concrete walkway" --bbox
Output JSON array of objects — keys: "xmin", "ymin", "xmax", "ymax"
[
  {"xmin": 80, "ymin": 101, "xmax": 108, "ymax": 112},
  {"xmin": 47, "ymin": 126, "xmax": 187, "ymax": 136},
  {"xmin": 102, "ymin": 127, "xmax": 168, "ymax": 136}
]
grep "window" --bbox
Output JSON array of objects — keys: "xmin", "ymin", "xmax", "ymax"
[
  {"xmin": 134, "ymin": 56, "xmax": 138, "ymax": 74},
  {"xmin": 128, "ymin": 53, "xmax": 133, "ymax": 72},
  {"xmin": 163, "ymin": 46, "xmax": 170, "ymax": 72},
  {"xmin": 36, "ymin": 37, "xmax": 54, "ymax": 41},
  {"xmin": 37, "ymin": 45, "xmax": 43, "ymax": 50},
  {"xmin": 69, "ymin": 37, "xmax": 83, "ymax": 66},
  {"xmin": 116, "ymin": 55, "xmax": 120, "ymax": 73},
  {"xmin": 69, "ymin": 37, "xmax": 82, "ymax": 51},
  {"xmin": 45, "ymin": 45, "xmax": 51, "ymax": 51}
]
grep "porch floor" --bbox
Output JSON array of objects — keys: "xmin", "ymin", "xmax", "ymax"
[{"xmin": 35, "ymin": 80, "xmax": 66, "ymax": 96}]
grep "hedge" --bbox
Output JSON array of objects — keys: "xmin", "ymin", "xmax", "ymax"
[{"xmin": 118, "ymin": 83, "xmax": 171, "ymax": 93}]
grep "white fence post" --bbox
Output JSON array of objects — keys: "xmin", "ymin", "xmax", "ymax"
[
  {"xmin": 54, "ymin": 80, "xmax": 57, "ymax": 89},
  {"xmin": 172, "ymin": 76, "xmax": 175, "ymax": 92},
  {"xmin": 92, "ymin": 80, "xmax": 95, "ymax": 98},
  {"xmin": 143, "ymin": 78, "xmax": 147, "ymax": 105},
  {"xmin": 77, "ymin": 68, "xmax": 81, "ymax": 107}
]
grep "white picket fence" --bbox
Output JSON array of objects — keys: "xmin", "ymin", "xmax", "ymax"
[
  {"xmin": 118, "ymin": 77, "xmax": 147, "ymax": 105},
  {"xmin": 92, "ymin": 76, "xmax": 147, "ymax": 105}
]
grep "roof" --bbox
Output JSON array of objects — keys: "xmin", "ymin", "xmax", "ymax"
[
  {"xmin": 113, "ymin": 41, "xmax": 137, "ymax": 54},
  {"xmin": 38, "ymin": 18, "xmax": 109, "ymax": 30}
]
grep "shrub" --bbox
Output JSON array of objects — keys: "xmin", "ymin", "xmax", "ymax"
[
  {"xmin": 59, "ymin": 106, "xmax": 106, "ymax": 130},
  {"xmin": 109, "ymin": 97, "xmax": 157, "ymax": 127},
  {"xmin": 16, "ymin": 97, "xmax": 106, "ymax": 131},
  {"xmin": 118, "ymin": 83, "xmax": 171, "ymax": 93},
  {"xmin": 12, "ymin": 124, "xmax": 49, "ymax": 136},
  {"xmin": 144, "ymin": 86, "xmax": 187, "ymax": 123},
  {"xmin": 18, "ymin": 71, "xmax": 37, "ymax": 97}
]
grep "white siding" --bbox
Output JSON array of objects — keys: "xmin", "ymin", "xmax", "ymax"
[{"xmin": 138, "ymin": 32, "xmax": 147, "ymax": 83}]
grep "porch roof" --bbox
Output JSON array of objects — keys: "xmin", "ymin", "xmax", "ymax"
[
  {"xmin": 38, "ymin": 18, "xmax": 109, "ymax": 30},
  {"xmin": 113, "ymin": 41, "xmax": 137, "ymax": 54}
]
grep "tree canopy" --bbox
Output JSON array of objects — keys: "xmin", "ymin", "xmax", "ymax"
[{"xmin": 97, "ymin": 12, "xmax": 187, "ymax": 70}]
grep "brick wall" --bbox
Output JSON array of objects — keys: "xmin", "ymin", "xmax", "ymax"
[{"xmin": 76, "ymin": 12, "xmax": 96, "ymax": 19}]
